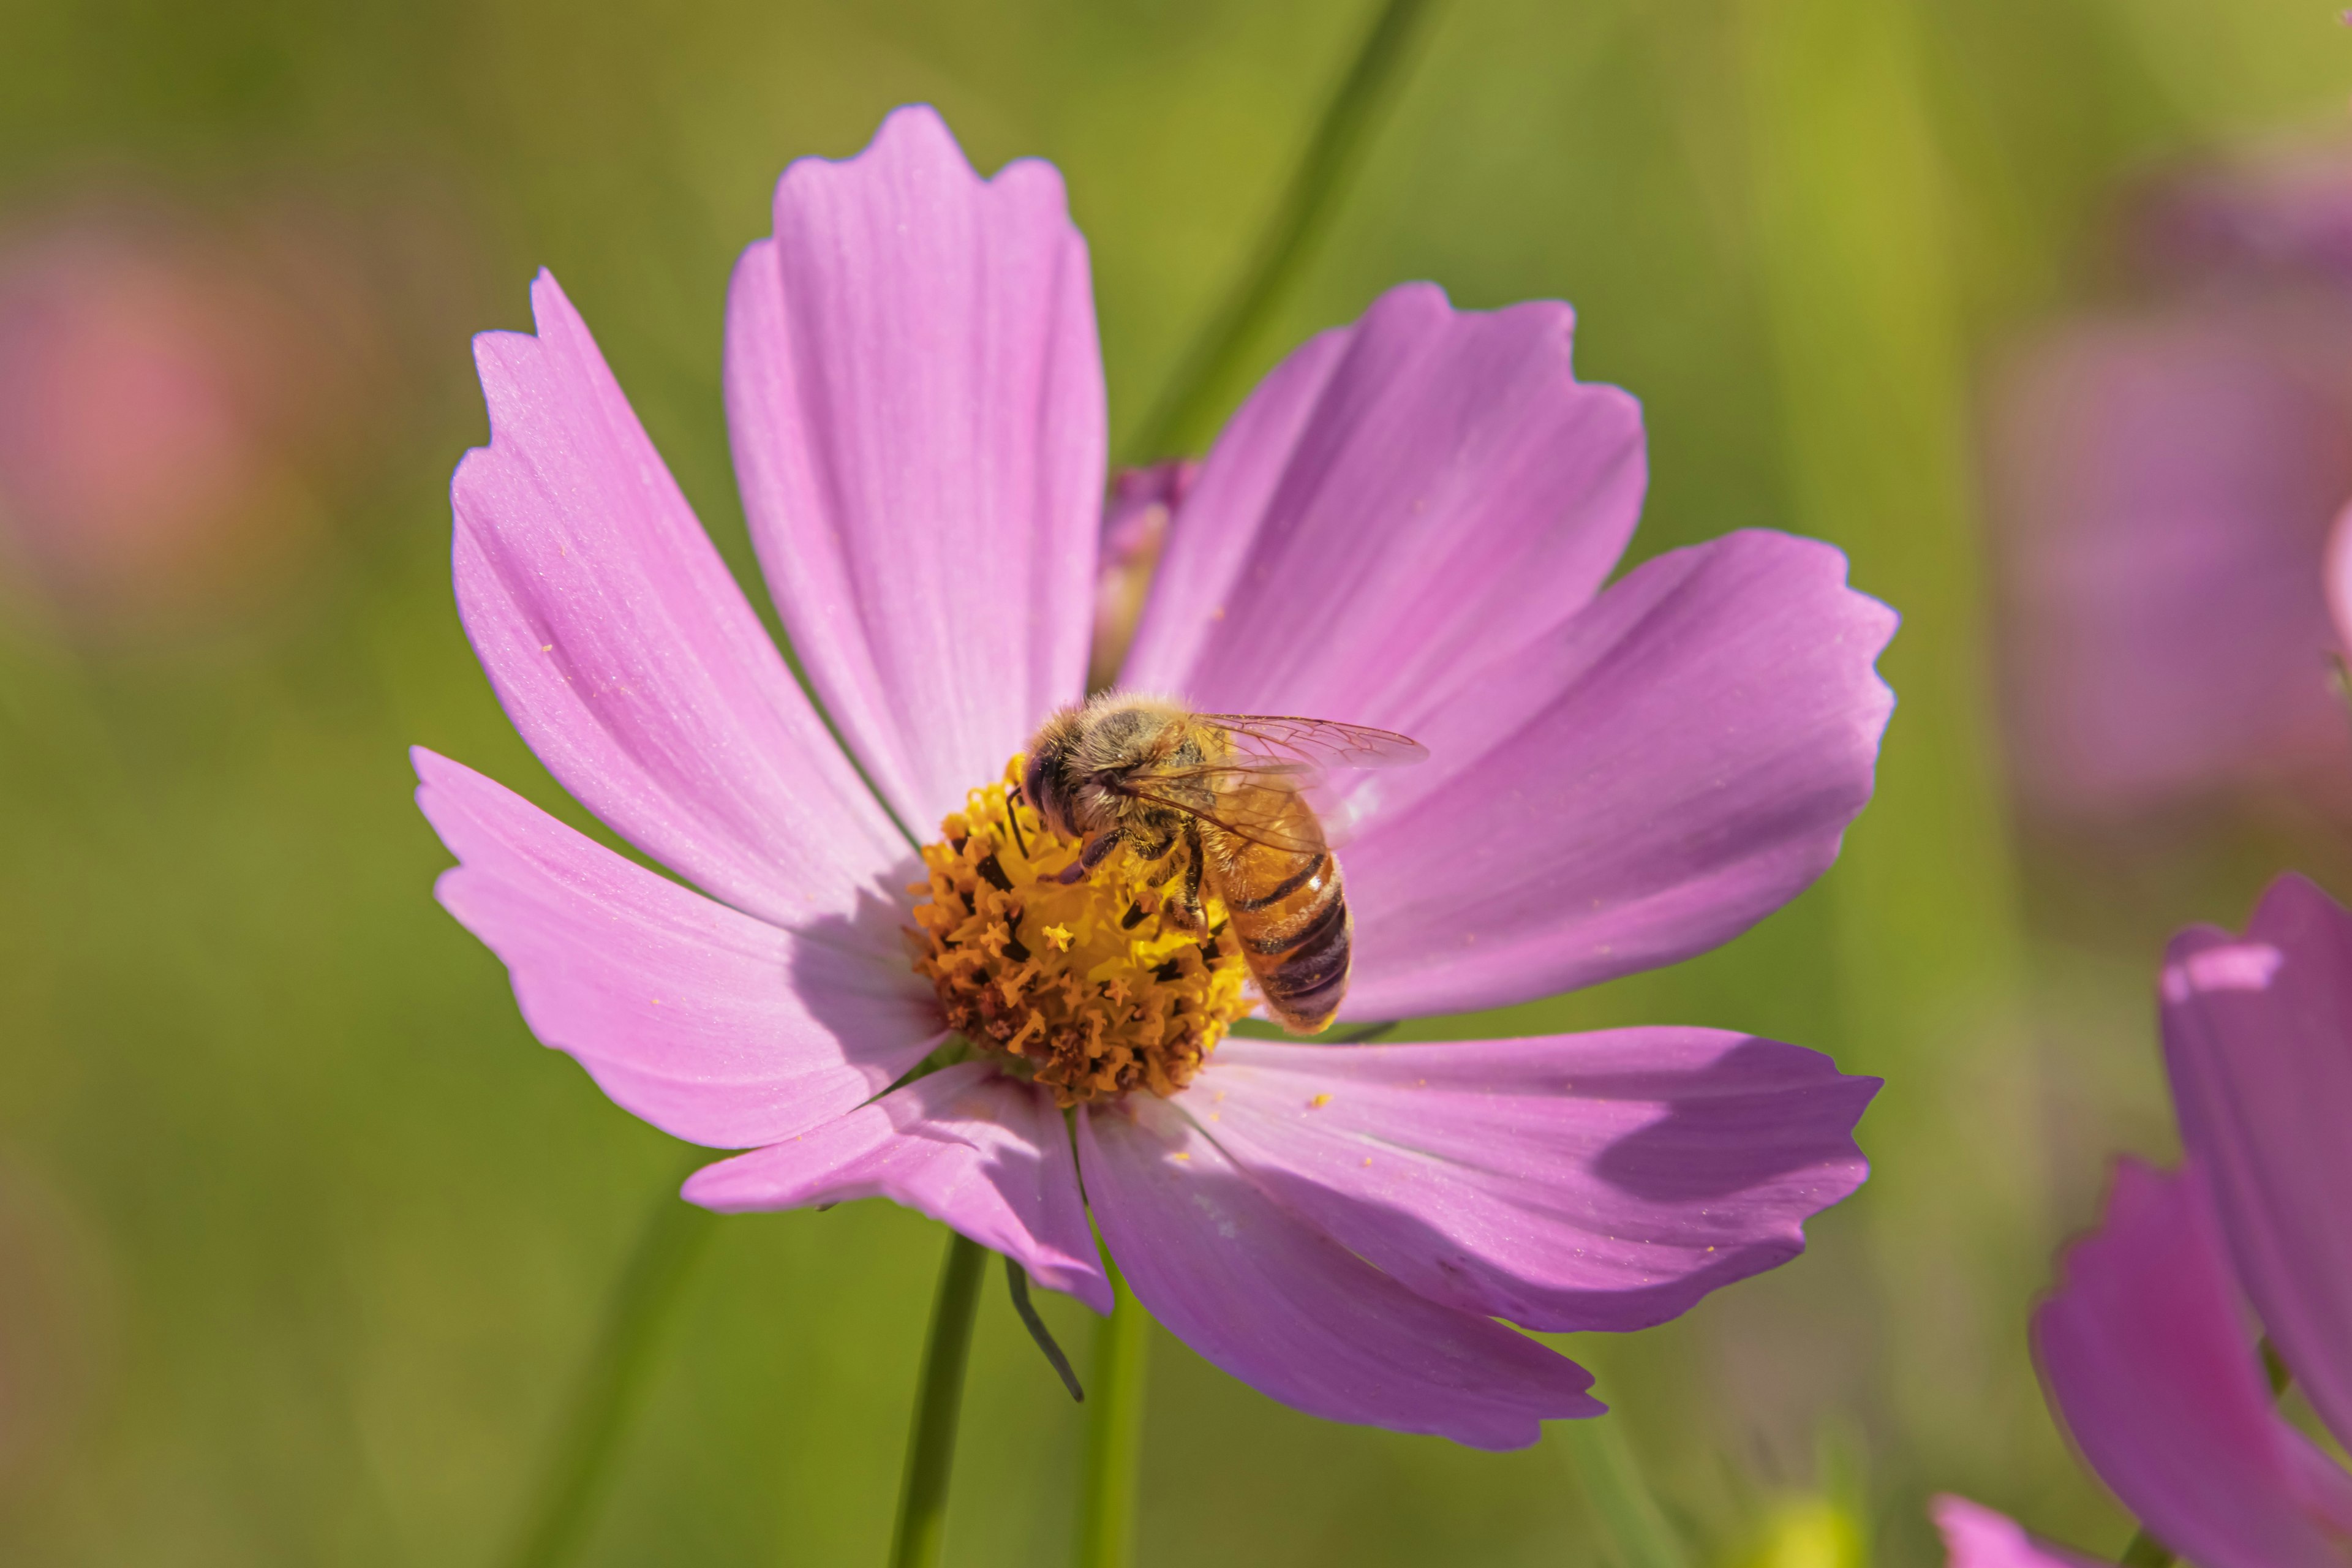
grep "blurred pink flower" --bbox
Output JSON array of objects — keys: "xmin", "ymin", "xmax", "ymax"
[
  {"xmin": 1939, "ymin": 875, "xmax": 2352, "ymax": 1563},
  {"xmin": 1988, "ymin": 154, "xmax": 2352, "ymax": 815},
  {"xmin": 1932, "ymin": 1494, "xmax": 2101, "ymax": 1567},
  {"xmin": 0, "ymin": 199, "xmax": 417, "ymax": 625},
  {"xmin": 415, "ymin": 106, "xmax": 1895, "ymax": 1447},
  {"xmin": 0, "ymin": 221, "xmax": 283, "ymax": 616},
  {"xmin": 1088, "ymin": 459, "xmax": 1196, "ymax": 691}
]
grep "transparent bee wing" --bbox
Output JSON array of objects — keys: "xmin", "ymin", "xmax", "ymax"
[
  {"xmin": 1120, "ymin": 767, "xmax": 1330, "ymax": 856},
  {"xmin": 1196, "ymin": 714, "xmax": 1430, "ymax": 772}
]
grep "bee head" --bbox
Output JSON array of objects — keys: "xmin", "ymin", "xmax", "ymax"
[
  {"xmin": 1022, "ymin": 712, "xmax": 1091, "ymax": 839},
  {"xmin": 1024, "ymin": 699, "xmax": 1153, "ymax": 840}
]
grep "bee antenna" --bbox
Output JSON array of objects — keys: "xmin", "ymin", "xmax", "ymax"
[{"xmin": 1003, "ymin": 786, "xmax": 1030, "ymax": 861}]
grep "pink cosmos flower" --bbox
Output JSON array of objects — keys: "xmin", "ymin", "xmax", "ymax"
[
  {"xmin": 413, "ymin": 106, "xmax": 1895, "ymax": 1449},
  {"xmin": 1936, "ymin": 875, "xmax": 2352, "ymax": 1562}
]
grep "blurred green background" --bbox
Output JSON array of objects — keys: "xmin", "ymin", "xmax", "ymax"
[{"xmin": 4, "ymin": 1, "xmax": 2349, "ymax": 1563}]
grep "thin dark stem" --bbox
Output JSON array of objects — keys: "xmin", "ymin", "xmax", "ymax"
[
  {"xmin": 1329, "ymin": 1020, "xmax": 1398, "ymax": 1044},
  {"xmin": 889, "ymin": 1232, "xmax": 989, "ymax": 1568},
  {"xmin": 1118, "ymin": 0, "xmax": 1443, "ymax": 465},
  {"xmin": 1006, "ymin": 1257, "xmax": 1085, "ymax": 1401},
  {"xmin": 2117, "ymin": 1335, "xmax": 2292, "ymax": 1568},
  {"xmin": 502, "ymin": 1188, "xmax": 717, "ymax": 1568}
]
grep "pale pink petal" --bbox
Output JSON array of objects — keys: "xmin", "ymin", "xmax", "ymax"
[
  {"xmin": 1120, "ymin": 282, "xmax": 1644, "ymax": 725},
  {"xmin": 452, "ymin": 272, "xmax": 907, "ymax": 930},
  {"xmin": 1185, "ymin": 1031, "xmax": 1875, "ymax": 1332},
  {"xmin": 1077, "ymin": 1095, "xmax": 1601, "ymax": 1450},
  {"xmin": 1338, "ymin": 530, "xmax": 1895, "ymax": 1020},
  {"xmin": 1930, "ymin": 1496, "xmax": 2108, "ymax": 1568},
  {"xmin": 415, "ymin": 748, "xmax": 940, "ymax": 1149},
  {"xmin": 2162, "ymin": 873, "xmax": 2352, "ymax": 1450},
  {"xmin": 2035, "ymin": 1160, "xmax": 2352, "ymax": 1568},
  {"xmin": 683, "ymin": 1061, "xmax": 1109, "ymax": 1312},
  {"xmin": 725, "ymin": 105, "xmax": 1105, "ymax": 835},
  {"xmin": 2328, "ymin": 501, "xmax": 2352, "ymax": 660}
]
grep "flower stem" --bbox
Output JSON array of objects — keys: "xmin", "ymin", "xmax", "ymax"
[
  {"xmin": 1559, "ymin": 1420, "xmax": 1692, "ymax": 1568},
  {"xmin": 2116, "ymin": 1336, "xmax": 2291, "ymax": 1568},
  {"xmin": 1119, "ymin": 0, "xmax": 1443, "ymax": 465},
  {"xmin": 503, "ymin": 1186, "xmax": 717, "ymax": 1568},
  {"xmin": 1076, "ymin": 1257, "xmax": 1152, "ymax": 1568},
  {"xmin": 889, "ymin": 1231, "xmax": 989, "ymax": 1568}
]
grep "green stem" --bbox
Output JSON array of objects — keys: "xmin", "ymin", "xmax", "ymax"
[
  {"xmin": 1118, "ymin": 0, "xmax": 1442, "ymax": 465},
  {"xmin": 2117, "ymin": 1338, "xmax": 2292, "ymax": 1568},
  {"xmin": 503, "ymin": 1188, "xmax": 717, "ymax": 1568},
  {"xmin": 1076, "ymin": 1258, "xmax": 1152, "ymax": 1568},
  {"xmin": 889, "ymin": 1232, "xmax": 989, "ymax": 1568},
  {"xmin": 1559, "ymin": 1419, "xmax": 1692, "ymax": 1568}
]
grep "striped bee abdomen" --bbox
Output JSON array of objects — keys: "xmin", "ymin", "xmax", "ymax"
[{"xmin": 1204, "ymin": 803, "xmax": 1351, "ymax": 1034}]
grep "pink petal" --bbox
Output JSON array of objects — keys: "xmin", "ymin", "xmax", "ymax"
[
  {"xmin": 2034, "ymin": 1160, "xmax": 2352, "ymax": 1568},
  {"xmin": 452, "ymin": 271, "xmax": 907, "ymax": 930},
  {"xmin": 415, "ymin": 748, "xmax": 940, "ymax": 1149},
  {"xmin": 683, "ymin": 1061, "xmax": 1109, "ymax": 1312},
  {"xmin": 725, "ymin": 105, "xmax": 1105, "ymax": 835},
  {"xmin": 1185, "ymin": 1031, "xmax": 1875, "ymax": 1332},
  {"xmin": 2162, "ymin": 873, "xmax": 2352, "ymax": 1451},
  {"xmin": 1120, "ymin": 282, "xmax": 1644, "ymax": 723},
  {"xmin": 1076, "ymin": 1095, "xmax": 1601, "ymax": 1449},
  {"xmin": 1338, "ymin": 529, "xmax": 1895, "ymax": 1020},
  {"xmin": 1929, "ymin": 1496, "xmax": 2108, "ymax": 1568},
  {"xmin": 2328, "ymin": 500, "xmax": 2352, "ymax": 660}
]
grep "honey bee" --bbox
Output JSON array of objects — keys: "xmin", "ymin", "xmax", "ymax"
[{"xmin": 1021, "ymin": 695, "xmax": 1427, "ymax": 1034}]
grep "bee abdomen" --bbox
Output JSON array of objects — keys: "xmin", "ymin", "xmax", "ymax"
[
  {"xmin": 1225, "ymin": 852, "xmax": 1329, "ymax": 912},
  {"xmin": 1234, "ymin": 859, "xmax": 1351, "ymax": 1033}
]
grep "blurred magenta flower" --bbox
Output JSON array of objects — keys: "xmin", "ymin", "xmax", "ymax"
[
  {"xmin": 1088, "ymin": 459, "xmax": 1196, "ymax": 690},
  {"xmin": 415, "ymin": 105, "xmax": 1896, "ymax": 1447},
  {"xmin": 0, "ymin": 210, "xmax": 359, "ymax": 622},
  {"xmin": 1987, "ymin": 153, "xmax": 2352, "ymax": 815},
  {"xmin": 1937, "ymin": 875, "xmax": 2352, "ymax": 1563}
]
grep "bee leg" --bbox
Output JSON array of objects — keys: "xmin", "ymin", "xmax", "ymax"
[
  {"xmin": 1056, "ymin": 827, "xmax": 1126, "ymax": 884},
  {"xmin": 1167, "ymin": 818, "xmax": 1209, "ymax": 933}
]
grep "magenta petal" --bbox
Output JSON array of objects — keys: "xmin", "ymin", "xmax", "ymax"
[
  {"xmin": 415, "ymin": 748, "xmax": 940, "ymax": 1149},
  {"xmin": 1077, "ymin": 1095, "xmax": 1601, "ymax": 1449},
  {"xmin": 2034, "ymin": 1160, "xmax": 2352, "ymax": 1568},
  {"xmin": 1121, "ymin": 283, "xmax": 1644, "ymax": 725},
  {"xmin": 2162, "ymin": 873, "xmax": 2352, "ymax": 1450},
  {"xmin": 1185, "ymin": 1031, "xmax": 1875, "ymax": 1332},
  {"xmin": 1929, "ymin": 1497, "xmax": 2108, "ymax": 1568},
  {"xmin": 2329, "ymin": 502, "xmax": 2352, "ymax": 658},
  {"xmin": 1338, "ymin": 530, "xmax": 1895, "ymax": 1020},
  {"xmin": 684, "ymin": 1061, "xmax": 1109, "ymax": 1312},
  {"xmin": 451, "ymin": 272, "xmax": 907, "ymax": 930},
  {"xmin": 725, "ymin": 105, "xmax": 1105, "ymax": 834}
]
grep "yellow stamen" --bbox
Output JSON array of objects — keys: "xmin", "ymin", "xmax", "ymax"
[{"xmin": 905, "ymin": 756, "xmax": 1254, "ymax": 1107}]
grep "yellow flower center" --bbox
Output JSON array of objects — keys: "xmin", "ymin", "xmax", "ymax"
[{"xmin": 905, "ymin": 757, "xmax": 1253, "ymax": 1106}]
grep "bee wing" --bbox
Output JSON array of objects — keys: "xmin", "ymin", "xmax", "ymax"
[
  {"xmin": 1120, "ymin": 764, "xmax": 1331, "ymax": 855},
  {"xmin": 1197, "ymin": 713, "xmax": 1430, "ymax": 772}
]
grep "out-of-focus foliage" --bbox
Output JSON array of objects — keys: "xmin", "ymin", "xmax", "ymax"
[{"xmin": 2, "ymin": 1, "xmax": 2348, "ymax": 1564}]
